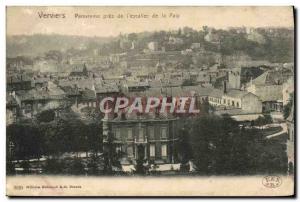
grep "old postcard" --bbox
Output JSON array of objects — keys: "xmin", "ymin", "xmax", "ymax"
[{"xmin": 6, "ymin": 6, "xmax": 295, "ymax": 196}]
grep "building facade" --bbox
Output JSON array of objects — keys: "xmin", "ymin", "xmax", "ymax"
[{"xmin": 102, "ymin": 113, "xmax": 180, "ymax": 165}]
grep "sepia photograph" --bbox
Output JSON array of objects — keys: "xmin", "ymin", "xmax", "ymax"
[{"xmin": 5, "ymin": 6, "xmax": 295, "ymax": 196}]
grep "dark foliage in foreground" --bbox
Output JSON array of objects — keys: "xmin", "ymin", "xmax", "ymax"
[{"xmin": 178, "ymin": 115, "xmax": 288, "ymax": 175}]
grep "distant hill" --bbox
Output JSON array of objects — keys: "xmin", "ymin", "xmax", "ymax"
[{"xmin": 6, "ymin": 34, "xmax": 114, "ymax": 57}]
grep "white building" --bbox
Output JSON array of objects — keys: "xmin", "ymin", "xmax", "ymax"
[
  {"xmin": 208, "ymin": 88, "xmax": 262, "ymax": 114},
  {"xmin": 148, "ymin": 42, "xmax": 159, "ymax": 51}
]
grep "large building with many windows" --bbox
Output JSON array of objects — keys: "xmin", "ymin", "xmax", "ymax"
[{"xmin": 102, "ymin": 111, "xmax": 180, "ymax": 165}]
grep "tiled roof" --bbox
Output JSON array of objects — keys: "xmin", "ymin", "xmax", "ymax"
[
  {"xmin": 126, "ymin": 81, "xmax": 150, "ymax": 88},
  {"xmin": 6, "ymin": 94, "xmax": 18, "ymax": 106},
  {"xmin": 148, "ymin": 80, "xmax": 162, "ymax": 88},
  {"xmin": 16, "ymin": 83, "xmax": 66, "ymax": 101},
  {"xmin": 94, "ymin": 83, "xmax": 120, "ymax": 94},
  {"xmin": 124, "ymin": 85, "xmax": 215, "ymax": 99},
  {"xmin": 7, "ymin": 74, "xmax": 31, "ymax": 83},
  {"xmin": 225, "ymin": 89, "xmax": 250, "ymax": 98},
  {"xmin": 251, "ymin": 70, "xmax": 293, "ymax": 86},
  {"xmin": 59, "ymin": 78, "xmax": 101, "ymax": 90},
  {"xmin": 182, "ymin": 86, "xmax": 214, "ymax": 96},
  {"xmin": 209, "ymin": 88, "xmax": 224, "ymax": 98},
  {"xmin": 81, "ymin": 89, "xmax": 96, "ymax": 100}
]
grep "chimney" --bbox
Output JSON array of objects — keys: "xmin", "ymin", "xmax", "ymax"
[{"xmin": 223, "ymin": 80, "xmax": 227, "ymax": 94}]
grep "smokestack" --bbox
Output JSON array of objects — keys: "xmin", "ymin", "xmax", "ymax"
[{"xmin": 223, "ymin": 80, "xmax": 227, "ymax": 94}]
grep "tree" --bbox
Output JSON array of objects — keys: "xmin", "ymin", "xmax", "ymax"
[
  {"xmin": 177, "ymin": 124, "xmax": 192, "ymax": 164},
  {"xmin": 43, "ymin": 158, "xmax": 66, "ymax": 174},
  {"xmin": 187, "ymin": 114, "xmax": 246, "ymax": 175},
  {"xmin": 36, "ymin": 109, "xmax": 55, "ymax": 123},
  {"xmin": 254, "ymin": 116, "xmax": 265, "ymax": 129},
  {"xmin": 284, "ymin": 93, "xmax": 294, "ymax": 119},
  {"xmin": 6, "ymin": 161, "xmax": 15, "ymax": 175},
  {"xmin": 182, "ymin": 79, "xmax": 195, "ymax": 86},
  {"xmin": 87, "ymin": 154, "xmax": 103, "ymax": 175},
  {"xmin": 135, "ymin": 159, "xmax": 148, "ymax": 175},
  {"xmin": 7, "ymin": 123, "xmax": 44, "ymax": 160},
  {"xmin": 86, "ymin": 123, "xmax": 102, "ymax": 156},
  {"xmin": 20, "ymin": 160, "xmax": 30, "ymax": 174},
  {"xmin": 263, "ymin": 114, "xmax": 273, "ymax": 124},
  {"xmin": 41, "ymin": 119, "xmax": 70, "ymax": 157},
  {"xmin": 67, "ymin": 158, "xmax": 85, "ymax": 175},
  {"xmin": 179, "ymin": 114, "xmax": 287, "ymax": 175}
]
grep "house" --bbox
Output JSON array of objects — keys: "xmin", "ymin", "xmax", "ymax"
[
  {"xmin": 68, "ymin": 64, "xmax": 88, "ymax": 79},
  {"xmin": 247, "ymin": 30, "xmax": 266, "ymax": 44},
  {"xmin": 7, "ymin": 74, "xmax": 32, "ymax": 92},
  {"xmin": 77, "ymin": 89, "xmax": 97, "ymax": 109},
  {"xmin": 209, "ymin": 83, "xmax": 262, "ymax": 114},
  {"xmin": 32, "ymin": 77, "xmax": 49, "ymax": 89},
  {"xmin": 148, "ymin": 42, "xmax": 159, "ymax": 51},
  {"xmin": 246, "ymin": 70, "xmax": 292, "ymax": 112},
  {"xmin": 6, "ymin": 93, "xmax": 19, "ymax": 125},
  {"xmin": 14, "ymin": 82, "xmax": 66, "ymax": 117},
  {"xmin": 93, "ymin": 82, "xmax": 121, "ymax": 109},
  {"xmin": 168, "ymin": 37, "xmax": 184, "ymax": 45},
  {"xmin": 227, "ymin": 68, "xmax": 241, "ymax": 89},
  {"xmin": 191, "ymin": 43, "xmax": 201, "ymax": 50},
  {"xmin": 59, "ymin": 78, "xmax": 100, "ymax": 108},
  {"xmin": 124, "ymin": 81, "xmax": 150, "ymax": 92},
  {"xmin": 102, "ymin": 110, "xmax": 180, "ymax": 165},
  {"xmin": 204, "ymin": 30, "xmax": 220, "ymax": 43}
]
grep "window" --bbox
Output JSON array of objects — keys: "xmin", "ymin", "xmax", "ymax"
[
  {"xmin": 138, "ymin": 128, "xmax": 144, "ymax": 142},
  {"xmin": 223, "ymin": 99, "xmax": 226, "ymax": 104},
  {"xmin": 127, "ymin": 128, "xmax": 133, "ymax": 140},
  {"xmin": 150, "ymin": 144, "xmax": 155, "ymax": 157},
  {"xmin": 115, "ymin": 128, "xmax": 121, "ymax": 140},
  {"xmin": 149, "ymin": 127, "xmax": 155, "ymax": 140},
  {"xmin": 161, "ymin": 127, "xmax": 167, "ymax": 139},
  {"xmin": 237, "ymin": 102, "xmax": 240, "ymax": 107},
  {"xmin": 161, "ymin": 144, "xmax": 167, "ymax": 157},
  {"xmin": 116, "ymin": 145, "xmax": 121, "ymax": 153},
  {"xmin": 232, "ymin": 101, "xmax": 235, "ymax": 106},
  {"xmin": 127, "ymin": 145, "xmax": 133, "ymax": 157}
]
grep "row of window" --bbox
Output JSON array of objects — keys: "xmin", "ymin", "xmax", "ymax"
[
  {"xmin": 119, "ymin": 144, "xmax": 168, "ymax": 157},
  {"xmin": 150, "ymin": 144, "xmax": 167, "ymax": 157},
  {"xmin": 209, "ymin": 97, "xmax": 240, "ymax": 107},
  {"xmin": 114, "ymin": 127, "xmax": 168, "ymax": 140}
]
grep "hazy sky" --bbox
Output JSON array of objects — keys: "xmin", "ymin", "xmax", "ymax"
[{"xmin": 7, "ymin": 6, "xmax": 294, "ymax": 37}]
